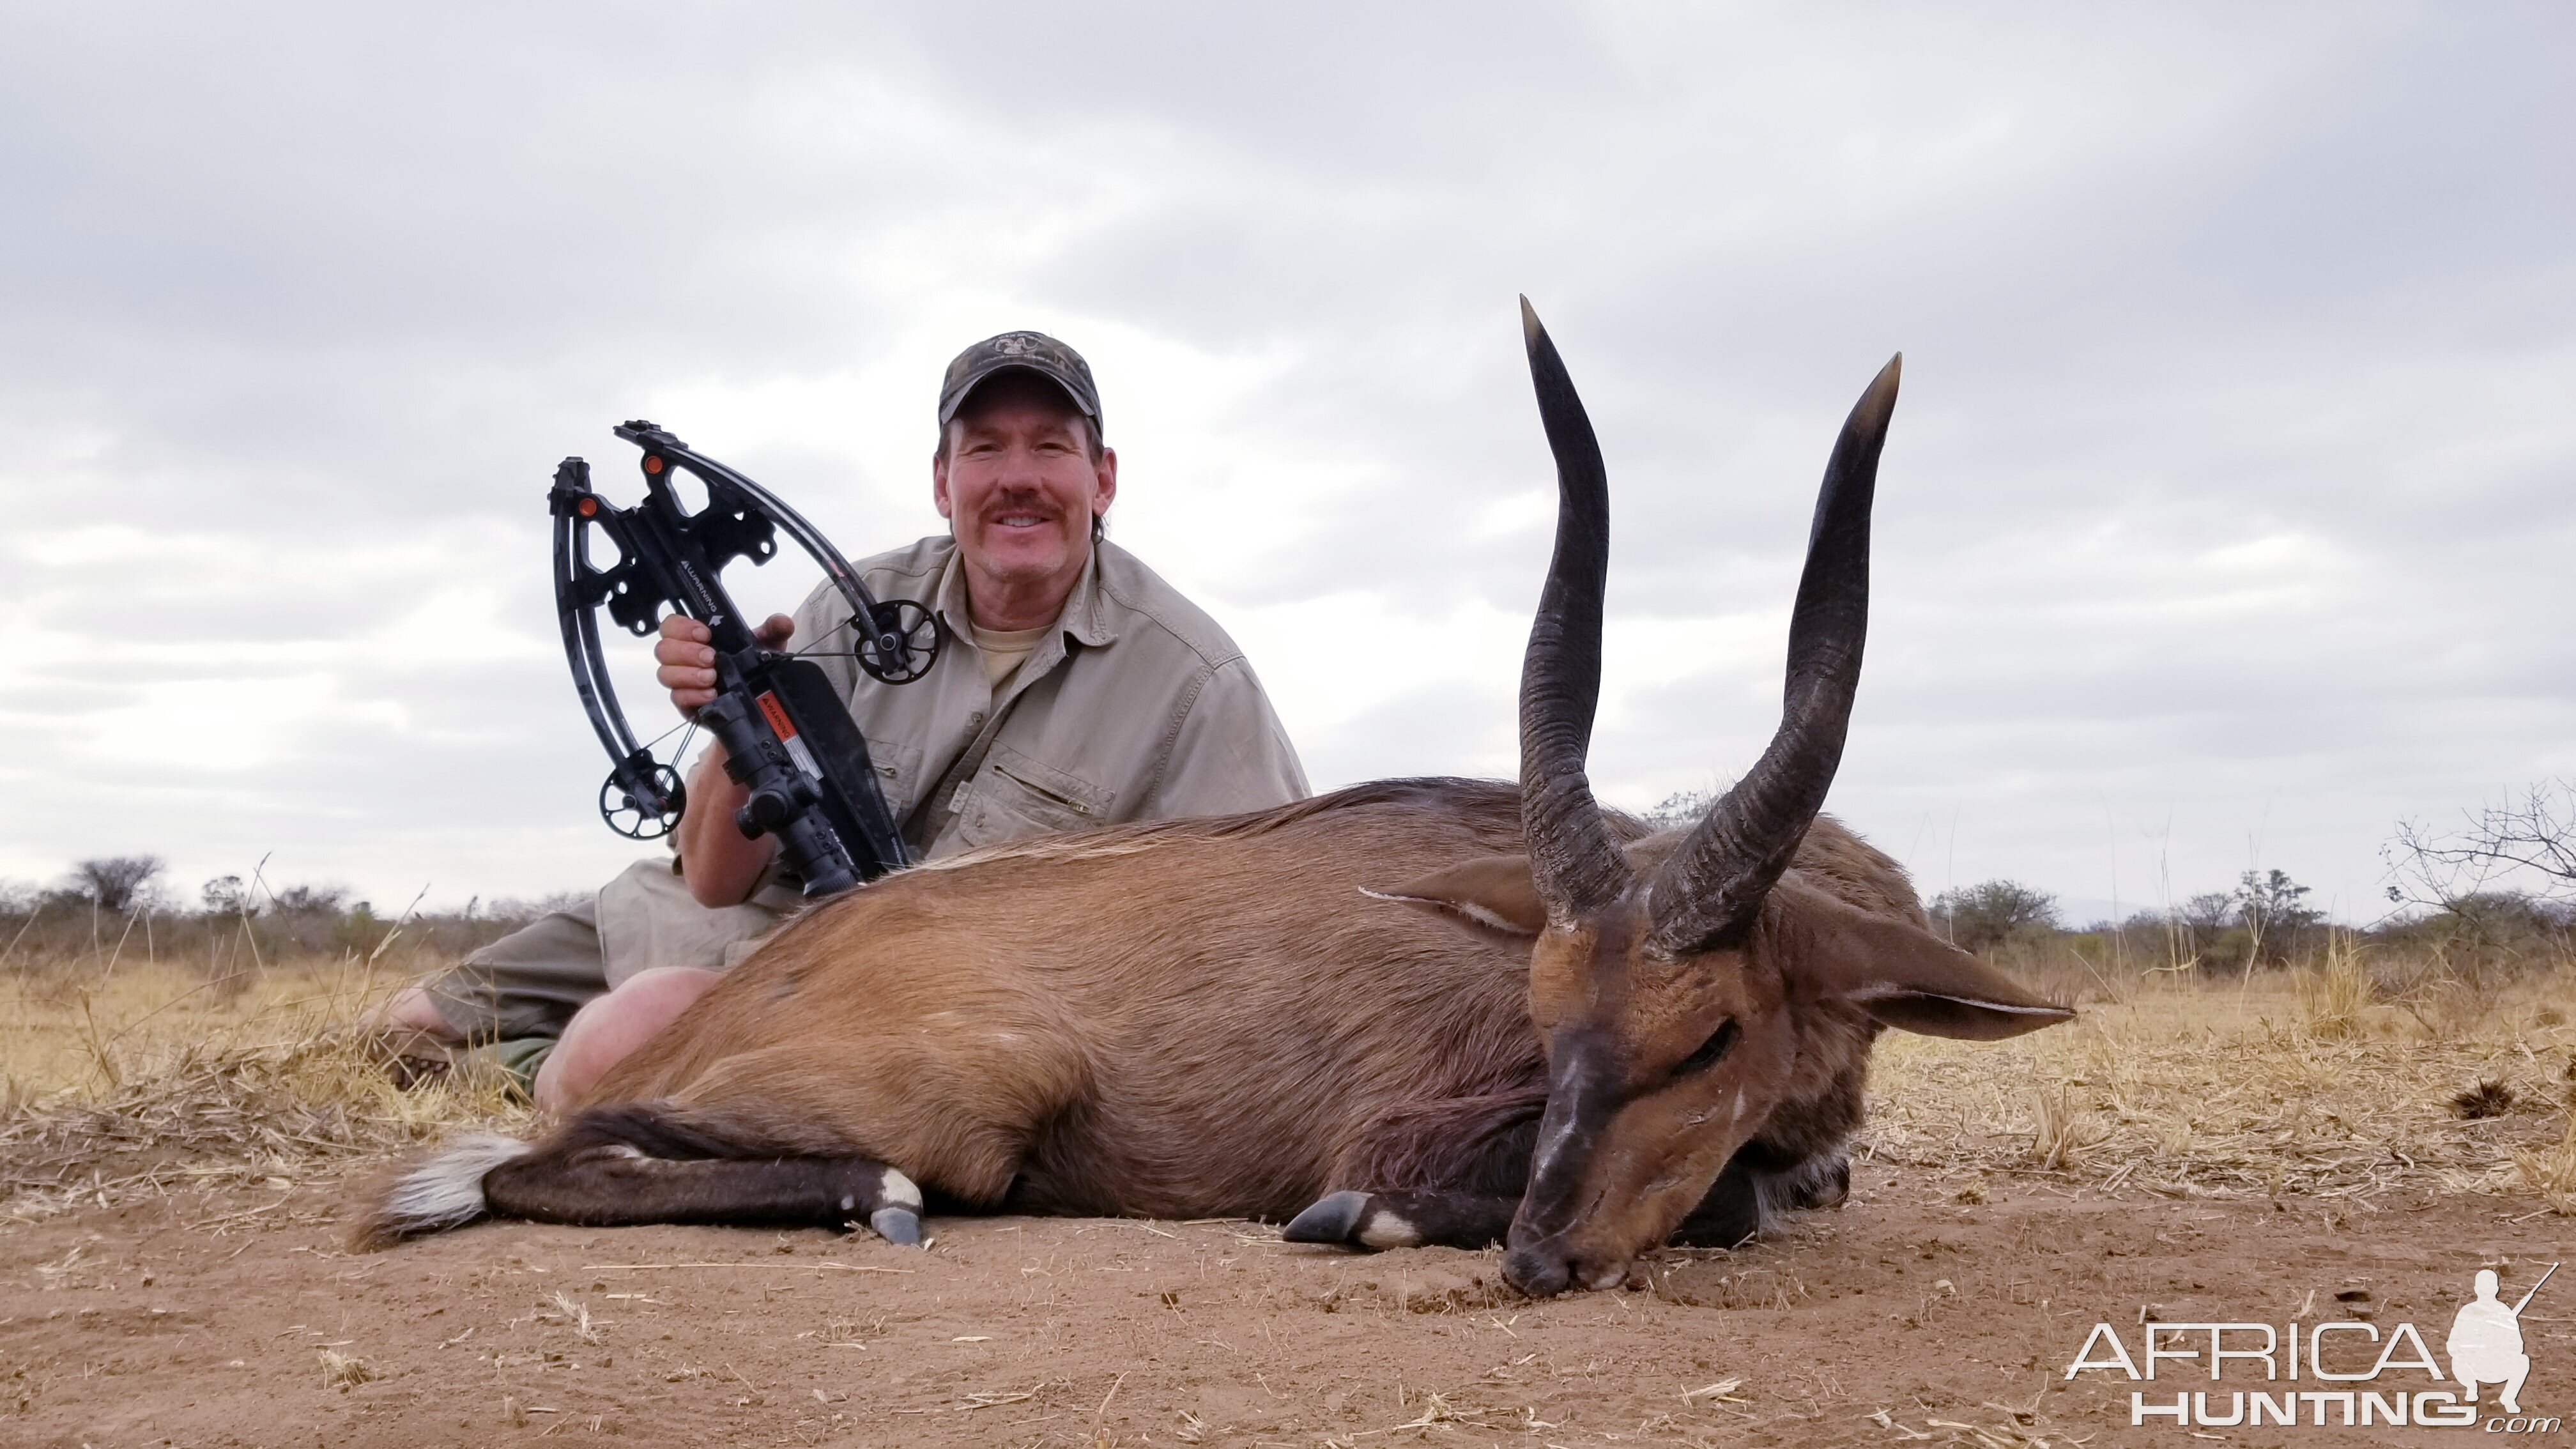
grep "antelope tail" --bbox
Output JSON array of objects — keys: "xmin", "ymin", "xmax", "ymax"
[{"xmin": 346, "ymin": 1132, "xmax": 534, "ymax": 1250}]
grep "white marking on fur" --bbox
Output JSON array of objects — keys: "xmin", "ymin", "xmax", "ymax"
[
  {"xmin": 1355, "ymin": 887, "xmax": 1538, "ymax": 936},
  {"xmin": 379, "ymin": 1133, "xmax": 531, "ymax": 1237},
  {"xmin": 1846, "ymin": 986, "xmax": 2071, "ymax": 1015},
  {"xmin": 1357, "ymin": 1210, "xmax": 1420, "ymax": 1249},
  {"xmin": 839, "ymin": 1195, "xmax": 856, "ymax": 1212},
  {"xmin": 877, "ymin": 1167, "xmax": 923, "ymax": 1211}
]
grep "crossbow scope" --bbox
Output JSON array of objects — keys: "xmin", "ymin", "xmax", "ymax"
[{"xmin": 548, "ymin": 422, "xmax": 941, "ymax": 897}]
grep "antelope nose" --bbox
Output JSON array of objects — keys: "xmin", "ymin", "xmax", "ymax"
[{"xmin": 1503, "ymin": 1244, "xmax": 1572, "ymax": 1298}]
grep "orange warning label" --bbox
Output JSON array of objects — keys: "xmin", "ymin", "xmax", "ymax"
[{"xmin": 755, "ymin": 691, "xmax": 798, "ymax": 740}]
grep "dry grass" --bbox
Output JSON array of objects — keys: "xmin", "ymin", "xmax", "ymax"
[
  {"xmin": 2290, "ymin": 930, "xmax": 2374, "ymax": 1039},
  {"xmin": 0, "ymin": 950, "xmax": 526, "ymax": 1222},
  {"xmin": 2515, "ymin": 1110, "xmax": 2576, "ymax": 1213},
  {"xmin": 1869, "ymin": 959, "xmax": 2576, "ymax": 1211}
]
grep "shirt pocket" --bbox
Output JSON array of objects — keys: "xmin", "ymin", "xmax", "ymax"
[
  {"xmin": 958, "ymin": 743, "xmax": 1115, "ymax": 844},
  {"xmin": 864, "ymin": 737, "xmax": 923, "ymax": 824}
]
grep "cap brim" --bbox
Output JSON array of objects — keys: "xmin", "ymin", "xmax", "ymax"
[{"xmin": 939, "ymin": 362, "xmax": 1098, "ymax": 425}]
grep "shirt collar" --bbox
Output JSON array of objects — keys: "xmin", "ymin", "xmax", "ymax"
[{"xmin": 930, "ymin": 540, "xmax": 1118, "ymax": 651}]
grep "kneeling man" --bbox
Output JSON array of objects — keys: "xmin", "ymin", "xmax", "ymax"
[{"xmin": 376, "ymin": 332, "xmax": 1308, "ymax": 1108}]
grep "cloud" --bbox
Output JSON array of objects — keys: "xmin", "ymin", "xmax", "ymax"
[{"xmin": 3, "ymin": 3, "xmax": 2572, "ymax": 924}]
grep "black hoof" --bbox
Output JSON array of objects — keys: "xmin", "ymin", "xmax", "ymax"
[
  {"xmin": 869, "ymin": 1207, "xmax": 923, "ymax": 1246},
  {"xmin": 1281, "ymin": 1190, "xmax": 1370, "ymax": 1246}
]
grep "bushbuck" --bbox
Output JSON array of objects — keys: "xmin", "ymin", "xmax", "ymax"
[{"xmin": 355, "ymin": 301, "xmax": 2073, "ymax": 1296}]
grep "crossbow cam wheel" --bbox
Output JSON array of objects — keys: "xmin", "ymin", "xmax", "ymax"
[
  {"xmin": 856, "ymin": 598, "xmax": 942, "ymax": 684},
  {"xmin": 599, "ymin": 764, "xmax": 687, "ymax": 839}
]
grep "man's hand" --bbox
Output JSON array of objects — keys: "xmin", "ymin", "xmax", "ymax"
[{"xmin": 655, "ymin": 613, "xmax": 795, "ymax": 719}]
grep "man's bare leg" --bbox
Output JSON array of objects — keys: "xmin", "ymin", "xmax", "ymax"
[
  {"xmin": 532, "ymin": 967, "xmax": 723, "ymax": 1116},
  {"xmin": 360, "ymin": 986, "xmax": 466, "ymax": 1044}
]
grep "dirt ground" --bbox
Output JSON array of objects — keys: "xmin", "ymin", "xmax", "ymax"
[{"xmin": 4, "ymin": 1163, "xmax": 2567, "ymax": 1448}]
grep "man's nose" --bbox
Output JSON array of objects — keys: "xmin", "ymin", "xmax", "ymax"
[{"xmin": 989, "ymin": 443, "xmax": 1050, "ymax": 486}]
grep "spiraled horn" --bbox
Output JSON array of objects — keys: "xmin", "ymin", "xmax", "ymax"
[
  {"xmin": 1645, "ymin": 355, "xmax": 1902, "ymax": 955},
  {"xmin": 1516, "ymin": 298, "xmax": 1634, "ymax": 920}
]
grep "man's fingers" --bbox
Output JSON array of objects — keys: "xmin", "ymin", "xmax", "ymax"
[
  {"xmin": 652, "ymin": 637, "xmax": 717, "ymax": 670},
  {"xmin": 658, "ymin": 664, "xmax": 719, "ymax": 693},
  {"xmin": 755, "ymin": 613, "xmax": 794, "ymax": 648},
  {"xmin": 657, "ymin": 615, "xmax": 714, "ymax": 645}
]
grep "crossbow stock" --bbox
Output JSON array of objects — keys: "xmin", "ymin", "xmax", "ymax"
[{"xmin": 549, "ymin": 422, "xmax": 942, "ymax": 897}]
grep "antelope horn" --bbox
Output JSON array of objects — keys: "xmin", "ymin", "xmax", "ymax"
[
  {"xmin": 1517, "ymin": 297, "xmax": 1633, "ymax": 919},
  {"xmin": 1646, "ymin": 355, "xmax": 1902, "ymax": 955}
]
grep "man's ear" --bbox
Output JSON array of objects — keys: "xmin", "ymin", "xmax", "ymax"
[
  {"xmin": 931, "ymin": 449, "xmax": 954, "ymax": 520},
  {"xmin": 1092, "ymin": 444, "xmax": 1117, "ymax": 514},
  {"xmin": 1767, "ymin": 877, "xmax": 2076, "ymax": 1041},
  {"xmin": 1363, "ymin": 854, "xmax": 1545, "ymax": 942}
]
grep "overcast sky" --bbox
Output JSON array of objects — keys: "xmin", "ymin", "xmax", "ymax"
[{"xmin": 4, "ymin": 3, "xmax": 2570, "ymax": 924}]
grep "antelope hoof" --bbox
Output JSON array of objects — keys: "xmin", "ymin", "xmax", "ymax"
[
  {"xmin": 1282, "ymin": 1191, "xmax": 1371, "ymax": 1247},
  {"xmin": 1283, "ymin": 1192, "xmax": 1425, "ymax": 1251},
  {"xmin": 868, "ymin": 1207, "xmax": 923, "ymax": 1246}
]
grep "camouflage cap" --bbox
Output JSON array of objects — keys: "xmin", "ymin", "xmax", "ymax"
[{"xmin": 937, "ymin": 330, "xmax": 1103, "ymax": 438}]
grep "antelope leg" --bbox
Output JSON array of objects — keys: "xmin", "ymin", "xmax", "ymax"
[
  {"xmin": 1282, "ymin": 1189, "xmax": 1519, "ymax": 1251},
  {"xmin": 1666, "ymin": 1154, "xmax": 1759, "ymax": 1248},
  {"xmin": 480, "ymin": 1104, "xmax": 927, "ymax": 1244}
]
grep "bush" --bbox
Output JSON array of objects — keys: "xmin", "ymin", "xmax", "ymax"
[
  {"xmin": 1639, "ymin": 789, "xmax": 1715, "ymax": 832},
  {"xmin": 2374, "ymin": 891, "xmax": 2573, "ymax": 990},
  {"xmin": 68, "ymin": 856, "xmax": 165, "ymax": 914},
  {"xmin": 1929, "ymin": 880, "xmax": 2060, "ymax": 953}
]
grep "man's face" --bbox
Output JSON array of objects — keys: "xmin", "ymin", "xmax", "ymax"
[{"xmin": 932, "ymin": 373, "xmax": 1117, "ymax": 597}]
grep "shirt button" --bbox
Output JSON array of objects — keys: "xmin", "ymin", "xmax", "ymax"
[{"xmin": 968, "ymin": 712, "xmax": 985, "ymax": 726}]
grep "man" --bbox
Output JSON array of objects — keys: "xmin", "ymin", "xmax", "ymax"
[
  {"xmin": 2448, "ymin": 1268, "xmax": 2534, "ymax": 1415},
  {"xmin": 373, "ymin": 331, "xmax": 1308, "ymax": 1110}
]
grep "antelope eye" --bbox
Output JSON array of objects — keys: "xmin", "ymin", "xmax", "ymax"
[{"xmin": 1676, "ymin": 1018, "xmax": 1740, "ymax": 1075}]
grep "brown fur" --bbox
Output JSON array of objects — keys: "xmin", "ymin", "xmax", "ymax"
[
  {"xmin": 365, "ymin": 781, "xmax": 1929, "ymax": 1239},
  {"xmin": 581, "ymin": 778, "xmax": 1595, "ymax": 1219}
]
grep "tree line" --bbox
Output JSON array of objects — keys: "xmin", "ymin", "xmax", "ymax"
[{"xmin": 0, "ymin": 855, "xmax": 578, "ymax": 971}]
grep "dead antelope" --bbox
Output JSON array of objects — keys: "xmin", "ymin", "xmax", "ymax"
[{"xmin": 355, "ymin": 302, "xmax": 2073, "ymax": 1296}]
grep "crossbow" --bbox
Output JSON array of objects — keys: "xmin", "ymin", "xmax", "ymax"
[{"xmin": 549, "ymin": 421, "xmax": 942, "ymax": 898}]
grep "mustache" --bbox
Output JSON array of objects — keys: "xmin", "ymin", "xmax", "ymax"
[{"xmin": 977, "ymin": 491, "xmax": 1065, "ymax": 518}]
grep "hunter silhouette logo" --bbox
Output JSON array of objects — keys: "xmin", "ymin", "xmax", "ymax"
[
  {"xmin": 2451, "ymin": 1263, "xmax": 2551, "ymax": 1415},
  {"xmin": 2064, "ymin": 1261, "xmax": 2559, "ymax": 1430}
]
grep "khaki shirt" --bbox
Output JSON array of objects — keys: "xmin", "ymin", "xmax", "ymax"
[
  {"xmin": 603, "ymin": 535, "xmax": 1307, "ymax": 987},
  {"xmin": 788, "ymin": 534, "xmax": 1308, "ymax": 860}
]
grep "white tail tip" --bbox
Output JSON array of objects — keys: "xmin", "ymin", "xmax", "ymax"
[{"xmin": 348, "ymin": 1132, "xmax": 532, "ymax": 1250}]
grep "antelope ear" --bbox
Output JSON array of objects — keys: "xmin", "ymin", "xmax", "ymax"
[
  {"xmin": 1771, "ymin": 877, "xmax": 2075, "ymax": 1040},
  {"xmin": 1363, "ymin": 854, "xmax": 1546, "ymax": 940}
]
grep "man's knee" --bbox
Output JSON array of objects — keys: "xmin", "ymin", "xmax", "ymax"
[
  {"xmin": 533, "ymin": 968, "xmax": 723, "ymax": 1114},
  {"xmin": 363, "ymin": 985, "xmax": 465, "ymax": 1044}
]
